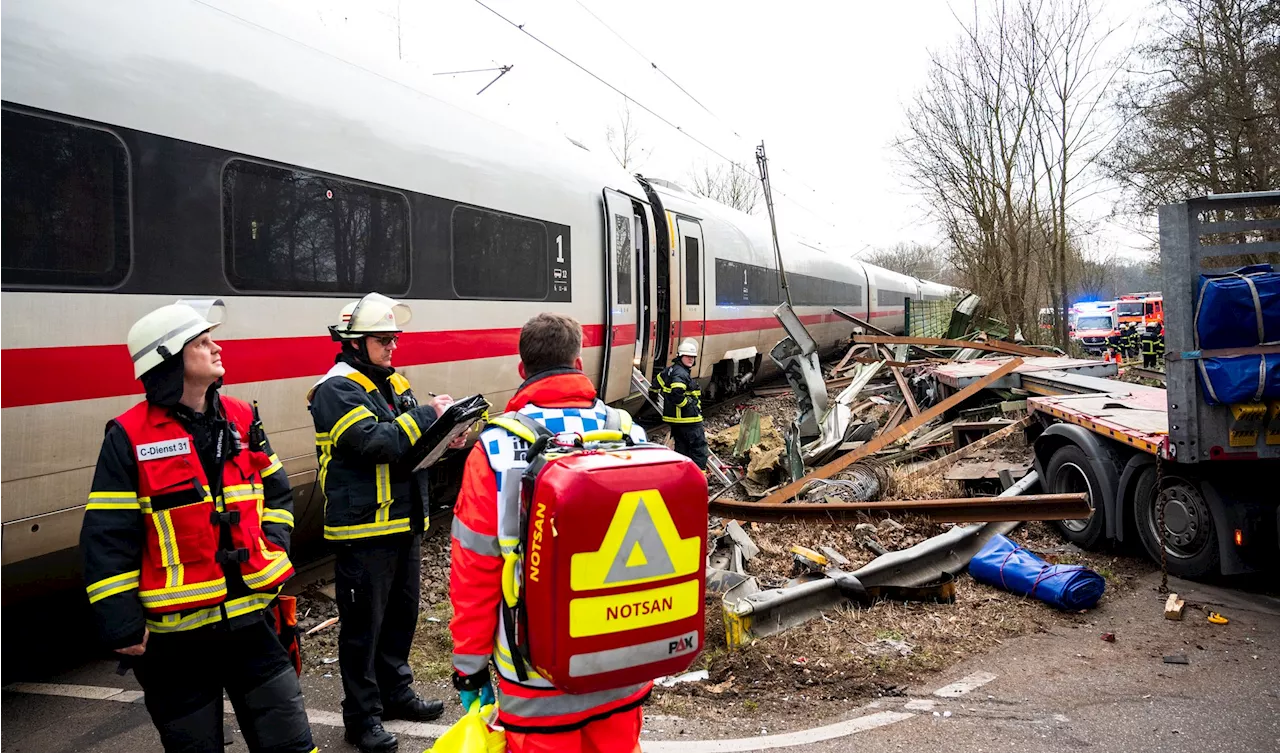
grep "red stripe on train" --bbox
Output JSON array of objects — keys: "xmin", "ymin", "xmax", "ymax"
[{"xmin": 0, "ymin": 310, "xmax": 891, "ymax": 408}]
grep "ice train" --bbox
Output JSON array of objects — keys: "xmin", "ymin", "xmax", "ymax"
[{"xmin": 0, "ymin": 0, "xmax": 958, "ymax": 590}]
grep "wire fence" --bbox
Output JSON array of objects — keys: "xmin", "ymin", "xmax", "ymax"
[{"xmin": 904, "ymin": 296, "xmax": 962, "ymax": 339}]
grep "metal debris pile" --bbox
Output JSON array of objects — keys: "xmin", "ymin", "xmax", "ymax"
[{"xmin": 701, "ymin": 300, "xmax": 1122, "ymax": 649}]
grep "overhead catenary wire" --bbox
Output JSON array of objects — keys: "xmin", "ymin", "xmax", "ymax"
[
  {"xmin": 469, "ymin": 0, "xmax": 841, "ymax": 230},
  {"xmin": 567, "ymin": 0, "xmax": 840, "ymax": 214}
]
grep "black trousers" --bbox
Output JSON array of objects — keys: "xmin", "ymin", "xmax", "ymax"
[
  {"xmin": 134, "ymin": 617, "xmax": 314, "ymax": 753},
  {"xmin": 335, "ymin": 532, "xmax": 421, "ymax": 728},
  {"xmin": 669, "ymin": 422, "xmax": 709, "ymax": 469}
]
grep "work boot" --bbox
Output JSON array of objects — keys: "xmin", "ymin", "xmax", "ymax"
[
  {"xmin": 344, "ymin": 721, "xmax": 398, "ymax": 753},
  {"xmin": 383, "ymin": 695, "xmax": 445, "ymax": 722}
]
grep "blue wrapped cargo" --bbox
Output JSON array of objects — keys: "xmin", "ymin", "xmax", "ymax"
[{"xmin": 1194, "ymin": 264, "xmax": 1280, "ymax": 350}]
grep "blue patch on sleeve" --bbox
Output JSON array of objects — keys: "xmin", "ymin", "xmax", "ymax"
[
  {"xmin": 488, "ymin": 439, "xmax": 500, "ymax": 455},
  {"xmin": 544, "ymin": 416, "xmax": 567, "ymax": 434}
]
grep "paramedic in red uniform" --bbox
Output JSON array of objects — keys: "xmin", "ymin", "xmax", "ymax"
[
  {"xmin": 449, "ymin": 313, "xmax": 651, "ymax": 753},
  {"xmin": 308, "ymin": 292, "xmax": 452, "ymax": 753},
  {"xmin": 80, "ymin": 301, "xmax": 316, "ymax": 753}
]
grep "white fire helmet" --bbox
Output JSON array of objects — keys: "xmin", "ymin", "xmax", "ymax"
[
  {"xmin": 127, "ymin": 299, "xmax": 225, "ymax": 379},
  {"xmin": 677, "ymin": 338, "xmax": 699, "ymax": 358},
  {"xmin": 329, "ymin": 292, "xmax": 412, "ymax": 341}
]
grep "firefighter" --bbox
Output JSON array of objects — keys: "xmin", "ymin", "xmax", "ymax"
[
  {"xmin": 308, "ymin": 293, "xmax": 452, "ymax": 753},
  {"xmin": 655, "ymin": 339, "xmax": 708, "ymax": 470},
  {"xmin": 80, "ymin": 301, "xmax": 315, "ymax": 753},
  {"xmin": 1141, "ymin": 325, "xmax": 1158, "ymax": 368},
  {"xmin": 1155, "ymin": 324, "xmax": 1166, "ymax": 366},
  {"xmin": 450, "ymin": 313, "xmax": 650, "ymax": 753},
  {"xmin": 1124, "ymin": 324, "xmax": 1139, "ymax": 360}
]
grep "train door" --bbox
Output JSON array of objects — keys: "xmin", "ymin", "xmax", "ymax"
[
  {"xmin": 634, "ymin": 204, "xmax": 659, "ymax": 380},
  {"xmin": 601, "ymin": 189, "xmax": 638, "ymax": 402},
  {"xmin": 674, "ymin": 217, "xmax": 706, "ymax": 377}
]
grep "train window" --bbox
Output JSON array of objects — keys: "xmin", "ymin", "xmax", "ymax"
[
  {"xmin": 614, "ymin": 213, "xmax": 632, "ymax": 305},
  {"xmin": 685, "ymin": 236, "xmax": 700, "ymax": 305},
  {"xmin": 714, "ymin": 258, "xmax": 860, "ymax": 307},
  {"xmin": 222, "ymin": 160, "xmax": 409, "ymax": 294},
  {"xmin": 452, "ymin": 205, "xmax": 549, "ymax": 300},
  {"xmin": 877, "ymin": 288, "xmax": 907, "ymax": 307},
  {"xmin": 1, "ymin": 110, "xmax": 130, "ymax": 288}
]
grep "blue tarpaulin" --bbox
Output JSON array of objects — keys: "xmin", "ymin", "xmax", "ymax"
[
  {"xmin": 1195, "ymin": 264, "xmax": 1280, "ymax": 350},
  {"xmin": 969, "ymin": 534, "xmax": 1105, "ymax": 611}
]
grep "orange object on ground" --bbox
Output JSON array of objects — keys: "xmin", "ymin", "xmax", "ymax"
[
  {"xmin": 504, "ymin": 705, "xmax": 642, "ymax": 753},
  {"xmin": 271, "ymin": 594, "xmax": 302, "ymax": 676}
]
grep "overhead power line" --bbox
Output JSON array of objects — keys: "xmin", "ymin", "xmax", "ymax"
[{"xmin": 469, "ymin": 0, "xmax": 840, "ymax": 229}]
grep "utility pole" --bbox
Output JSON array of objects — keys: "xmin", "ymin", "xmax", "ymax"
[{"xmin": 756, "ymin": 141, "xmax": 791, "ymax": 306}]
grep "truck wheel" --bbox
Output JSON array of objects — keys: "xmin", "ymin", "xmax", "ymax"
[
  {"xmin": 1046, "ymin": 444, "xmax": 1107, "ymax": 548},
  {"xmin": 1134, "ymin": 476, "xmax": 1219, "ymax": 579}
]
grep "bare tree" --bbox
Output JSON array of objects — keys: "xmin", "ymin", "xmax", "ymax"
[
  {"xmin": 605, "ymin": 101, "xmax": 650, "ymax": 171},
  {"xmin": 688, "ymin": 160, "xmax": 761, "ymax": 214},
  {"xmin": 895, "ymin": 0, "xmax": 1121, "ymax": 343},
  {"xmin": 861, "ymin": 242, "xmax": 959, "ymax": 284},
  {"xmin": 1107, "ymin": 0, "xmax": 1280, "ymax": 216}
]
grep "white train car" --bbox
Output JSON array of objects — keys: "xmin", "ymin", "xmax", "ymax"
[{"xmin": 0, "ymin": 0, "xmax": 958, "ymax": 591}]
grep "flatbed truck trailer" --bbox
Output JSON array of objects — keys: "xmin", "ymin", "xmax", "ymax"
[{"xmin": 1027, "ymin": 192, "xmax": 1280, "ymax": 578}]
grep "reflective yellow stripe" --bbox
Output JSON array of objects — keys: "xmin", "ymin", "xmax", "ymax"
[
  {"xmin": 668, "ymin": 382, "xmax": 688, "ymax": 390},
  {"xmin": 343, "ymin": 370, "xmax": 379, "ymax": 393},
  {"xmin": 395, "ymin": 413, "xmax": 422, "ymax": 443},
  {"xmin": 324, "ymin": 517, "xmax": 412, "ymax": 541},
  {"xmin": 618, "ymin": 410, "xmax": 634, "ymax": 433},
  {"xmin": 489, "ymin": 417, "xmax": 537, "ymax": 443},
  {"xmin": 260, "ymin": 453, "xmax": 284, "ymax": 478},
  {"xmin": 662, "ymin": 415, "xmax": 703, "ymax": 424},
  {"xmin": 86, "ymin": 570, "xmax": 140, "ymax": 603},
  {"xmin": 86, "ymin": 491, "xmax": 140, "ymax": 511},
  {"xmin": 375, "ymin": 464, "xmax": 392, "ymax": 523},
  {"xmin": 223, "ymin": 484, "xmax": 264, "ymax": 504},
  {"xmin": 262, "ymin": 508, "xmax": 295, "ymax": 527},
  {"xmin": 242, "ymin": 552, "xmax": 293, "ymax": 591},
  {"xmin": 152, "ymin": 510, "xmax": 184, "ymax": 588},
  {"xmin": 138, "ymin": 577, "xmax": 227, "ymax": 609},
  {"xmin": 330, "ymin": 405, "xmax": 375, "ymax": 443},
  {"xmin": 388, "ymin": 373, "xmax": 412, "ymax": 396},
  {"xmin": 146, "ymin": 591, "xmax": 276, "ymax": 633},
  {"xmin": 494, "ymin": 643, "xmax": 544, "ymax": 680}
]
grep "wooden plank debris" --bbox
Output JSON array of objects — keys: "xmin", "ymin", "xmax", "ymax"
[
  {"xmin": 1164, "ymin": 593, "xmax": 1186, "ymax": 621},
  {"xmin": 880, "ymin": 345, "xmax": 920, "ymax": 417},
  {"xmin": 832, "ymin": 308, "xmax": 947, "ymax": 358},
  {"xmin": 907, "ymin": 416, "xmax": 1032, "ymax": 480},
  {"xmin": 852, "ymin": 334, "xmax": 1049, "ymax": 359},
  {"xmin": 751, "ymin": 358, "xmax": 1024, "ymax": 505}
]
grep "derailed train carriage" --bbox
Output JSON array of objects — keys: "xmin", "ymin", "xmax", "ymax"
[{"xmin": 0, "ymin": 0, "xmax": 958, "ymax": 594}]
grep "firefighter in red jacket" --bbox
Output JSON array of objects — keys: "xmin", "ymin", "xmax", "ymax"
[
  {"xmin": 80, "ymin": 301, "xmax": 315, "ymax": 753},
  {"xmin": 450, "ymin": 313, "xmax": 650, "ymax": 753}
]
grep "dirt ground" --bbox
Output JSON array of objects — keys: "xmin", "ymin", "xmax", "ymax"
[{"xmin": 291, "ymin": 362, "xmax": 1159, "ymax": 738}]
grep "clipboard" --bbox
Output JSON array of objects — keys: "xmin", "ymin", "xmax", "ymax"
[{"xmin": 410, "ymin": 394, "xmax": 490, "ymax": 471}]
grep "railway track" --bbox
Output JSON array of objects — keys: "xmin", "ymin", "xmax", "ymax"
[{"xmin": 1127, "ymin": 365, "xmax": 1167, "ymax": 384}]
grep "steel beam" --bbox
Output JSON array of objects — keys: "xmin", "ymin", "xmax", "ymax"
[{"xmin": 709, "ymin": 492, "xmax": 1089, "ymax": 523}]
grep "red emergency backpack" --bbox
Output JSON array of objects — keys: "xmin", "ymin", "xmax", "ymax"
[{"xmin": 497, "ymin": 413, "xmax": 707, "ymax": 694}]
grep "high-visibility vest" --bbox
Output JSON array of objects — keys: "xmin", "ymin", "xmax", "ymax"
[{"xmin": 114, "ymin": 398, "xmax": 294, "ymax": 615}]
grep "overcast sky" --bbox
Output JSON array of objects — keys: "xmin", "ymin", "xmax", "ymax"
[{"xmin": 216, "ymin": 0, "xmax": 1157, "ymax": 261}]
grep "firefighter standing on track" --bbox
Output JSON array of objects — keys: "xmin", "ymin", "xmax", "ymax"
[
  {"xmin": 308, "ymin": 292, "xmax": 453, "ymax": 753},
  {"xmin": 655, "ymin": 338, "xmax": 708, "ymax": 470},
  {"xmin": 80, "ymin": 301, "xmax": 315, "ymax": 753},
  {"xmin": 1141, "ymin": 325, "xmax": 1158, "ymax": 368},
  {"xmin": 449, "ymin": 313, "xmax": 651, "ymax": 753}
]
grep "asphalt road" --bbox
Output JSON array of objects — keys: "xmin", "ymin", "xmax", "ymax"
[{"xmin": 3, "ymin": 574, "xmax": 1277, "ymax": 753}]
